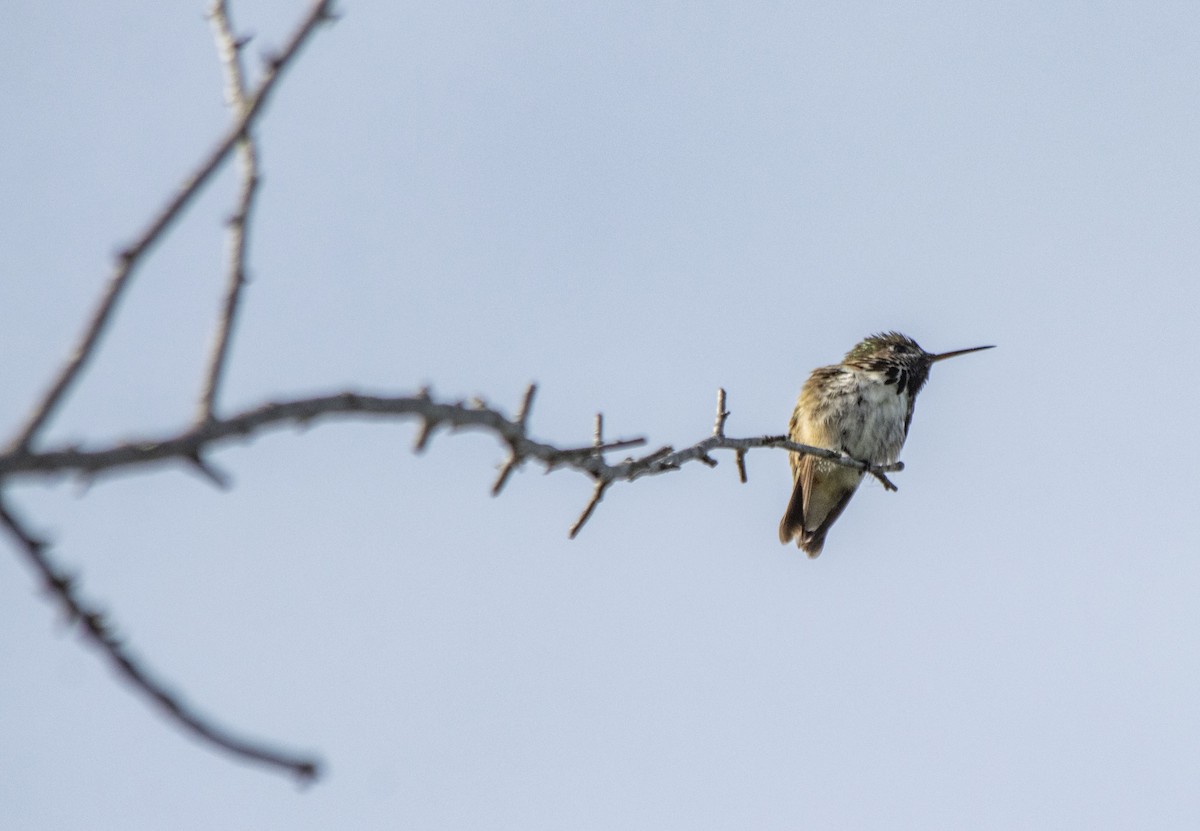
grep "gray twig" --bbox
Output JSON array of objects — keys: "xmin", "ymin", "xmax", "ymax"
[{"xmin": 197, "ymin": 0, "xmax": 263, "ymax": 423}]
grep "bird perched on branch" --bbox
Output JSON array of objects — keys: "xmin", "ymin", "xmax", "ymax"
[{"xmin": 779, "ymin": 332, "xmax": 993, "ymax": 557}]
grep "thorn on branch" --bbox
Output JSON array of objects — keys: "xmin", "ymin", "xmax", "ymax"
[
  {"xmin": 187, "ymin": 452, "xmax": 233, "ymax": 490},
  {"xmin": 413, "ymin": 419, "xmax": 436, "ymax": 453},
  {"xmin": 83, "ymin": 610, "xmax": 111, "ymax": 639},
  {"xmin": 515, "ymin": 383, "xmax": 536, "ymax": 428},
  {"xmin": 47, "ymin": 569, "xmax": 74, "ymax": 595},
  {"xmin": 698, "ymin": 452, "xmax": 718, "ymax": 468},
  {"xmin": 630, "ymin": 446, "xmax": 675, "ymax": 473},
  {"xmin": 569, "ymin": 480, "xmax": 610, "ymax": 539},
  {"xmin": 735, "ymin": 449, "xmax": 748, "ymax": 483},
  {"xmin": 492, "ymin": 455, "xmax": 519, "ymax": 496},
  {"xmin": 554, "ymin": 437, "xmax": 648, "ymax": 458}
]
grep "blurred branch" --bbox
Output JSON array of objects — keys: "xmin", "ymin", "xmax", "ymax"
[
  {"xmin": 0, "ymin": 0, "xmax": 337, "ymax": 784},
  {"xmin": 197, "ymin": 0, "xmax": 262, "ymax": 423},
  {"xmin": 0, "ymin": 497, "xmax": 320, "ymax": 782},
  {"xmin": 5, "ymin": 0, "xmax": 337, "ymax": 453}
]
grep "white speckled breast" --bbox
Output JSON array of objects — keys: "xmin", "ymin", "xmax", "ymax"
[{"xmin": 812, "ymin": 368, "xmax": 911, "ymax": 465}]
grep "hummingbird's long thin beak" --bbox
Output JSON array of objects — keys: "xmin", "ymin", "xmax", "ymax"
[{"xmin": 929, "ymin": 345, "xmax": 995, "ymax": 363}]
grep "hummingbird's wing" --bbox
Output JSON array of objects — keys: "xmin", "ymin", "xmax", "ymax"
[
  {"xmin": 782, "ymin": 453, "xmax": 859, "ymax": 557},
  {"xmin": 778, "ymin": 455, "xmax": 859, "ymax": 558}
]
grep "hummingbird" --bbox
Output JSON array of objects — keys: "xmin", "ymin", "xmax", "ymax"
[{"xmin": 778, "ymin": 332, "xmax": 994, "ymax": 557}]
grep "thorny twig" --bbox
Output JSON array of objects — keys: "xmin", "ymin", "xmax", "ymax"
[{"xmin": 0, "ymin": 384, "xmax": 903, "ymax": 526}]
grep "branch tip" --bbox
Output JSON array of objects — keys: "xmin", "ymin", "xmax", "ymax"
[
  {"xmin": 713, "ymin": 388, "xmax": 730, "ymax": 437},
  {"xmin": 492, "ymin": 455, "xmax": 519, "ymax": 496},
  {"xmin": 413, "ymin": 419, "xmax": 435, "ymax": 453},
  {"xmin": 515, "ymin": 383, "xmax": 536, "ymax": 428}
]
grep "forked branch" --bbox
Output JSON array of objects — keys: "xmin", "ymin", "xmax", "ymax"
[{"xmin": 6, "ymin": 0, "xmax": 337, "ymax": 453}]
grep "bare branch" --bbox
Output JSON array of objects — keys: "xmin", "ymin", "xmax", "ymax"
[
  {"xmin": 0, "ymin": 497, "xmax": 319, "ymax": 782},
  {"xmin": 0, "ymin": 387, "xmax": 903, "ymax": 528},
  {"xmin": 6, "ymin": 0, "xmax": 337, "ymax": 453},
  {"xmin": 197, "ymin": 0, "xmax": 263, "ymax": 423}
]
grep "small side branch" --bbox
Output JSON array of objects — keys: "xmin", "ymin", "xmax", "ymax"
[
  {"xmin": 569, "ymin": 480, "xmax": 610, "ymax": 539},
  {"xmin": 0, "ymin": 497, "xmax": 319, "ymax": 782},
  {"xmin": 197, "ymin": 0, "xmax": 263, "ymax": 423}
]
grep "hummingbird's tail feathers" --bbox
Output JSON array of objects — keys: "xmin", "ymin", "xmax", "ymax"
[
  {"xmin": 779, "ymin": 479, "xmax": 824, "ymax": 557},
  {"xmin": 799, "ymin": 531, "xmax": 826, "ymax": 558}
]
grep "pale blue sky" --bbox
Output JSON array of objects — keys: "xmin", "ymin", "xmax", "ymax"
[{"xmin": 3, "ymin": 1, "xmax": 1199, "ymax": 828}]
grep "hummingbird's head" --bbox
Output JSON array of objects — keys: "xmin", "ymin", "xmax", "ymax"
[
  {"xmin": 844, "ymin": 332, "xmax": 995, "ymax": 395},
  {"xmin": 844, "ymin": 332, "xmax": 925, "ymax": 366}
]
